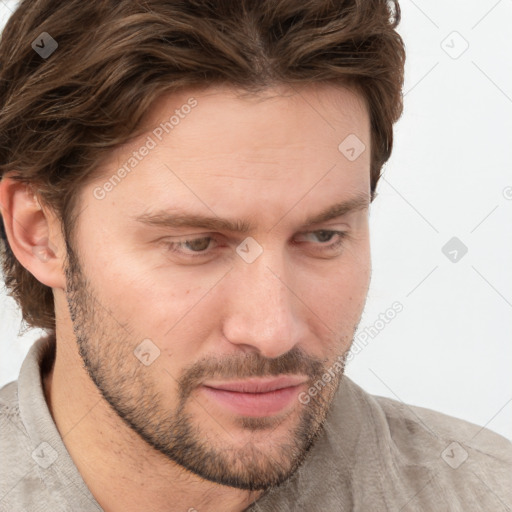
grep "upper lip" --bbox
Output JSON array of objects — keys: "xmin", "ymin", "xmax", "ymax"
[{"xmin": 202, "ymin": 375, "xmax": 308, "ymax": 393}]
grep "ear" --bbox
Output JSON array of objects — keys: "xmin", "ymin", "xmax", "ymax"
[{"xmin": 0, "ymin": 175, "xmax": 66, "ymax": 290}]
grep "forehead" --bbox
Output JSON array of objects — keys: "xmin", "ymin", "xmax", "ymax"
[
  {"xmin": 84, "ymin": 83, "xmax": 371, "ymax": 230},
  {"xmin": 141, "ymin": 82, "xmax": 369, "ymax": 151}
]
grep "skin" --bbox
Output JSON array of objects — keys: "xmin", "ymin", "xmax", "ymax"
[{"xmin": 0, "ymin": 83, "xmax": 372, "ymax": 512}]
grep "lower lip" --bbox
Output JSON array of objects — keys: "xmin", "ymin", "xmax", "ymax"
[{"xmin": 201, "ymin": 385, "xmax": 304, "ymax": 417}]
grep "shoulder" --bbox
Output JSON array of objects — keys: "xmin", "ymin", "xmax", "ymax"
[
  {"xmin": 371, "ymin": 391, "xmax": 512, "ymax": 508},
  {"xmin": 374, "ymin": 392, "xmax": 512, "ymax": 462},
  {"xmin": 335, "ymin": 376, "xmax": 512, "ymax": 462},
  {"xmin": 324, "ymin": 377, "xmax": 512, "ymax": 509},
  {"xmin": 0, "ymin": 378, "xmax": 90, "ymax": 512},
  {"xmin": 0, "ymin": 379, "xmax": 27, "ymax": 438},
  {"xmin": 0, "ymin": 380, "xmax": 54, "ymax": 511}
]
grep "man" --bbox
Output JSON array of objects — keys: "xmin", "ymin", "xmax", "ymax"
[{"xmin": 0, "ymin": 0, "xmax": 510, "ymax": 511}]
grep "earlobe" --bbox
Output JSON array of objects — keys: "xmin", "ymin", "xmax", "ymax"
[{"xmin": 0, "ymin": 176, "xmax": 66, "ymax": 290}]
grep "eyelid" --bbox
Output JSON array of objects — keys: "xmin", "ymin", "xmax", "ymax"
[
  {"xmin": 163, "ymin": 229, "xmax": 345, "ymax": 243},
  {"xmin": 161, "ymin": 229, "xmax": 348, "ymax": 259},
  {"xmin": 161, "ymin": 234, "xmax": 220, "ymax": 258},
  {"xmin": 294, "ymin": 229, "xmax": 347, "ymax": 242}
]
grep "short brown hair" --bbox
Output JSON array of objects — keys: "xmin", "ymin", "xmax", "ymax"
[{"xmin": 0, "ymin": 0, "xmax": 406, "ymax": 334}]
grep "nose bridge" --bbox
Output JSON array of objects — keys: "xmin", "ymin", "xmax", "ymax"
[{"xmin": 223, "ymin": 249, "xmax": 304, "ymax": 357}]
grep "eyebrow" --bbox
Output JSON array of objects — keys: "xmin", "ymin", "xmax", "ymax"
[{"xmin": 133, "ymin": 192, "xmax": 370, "ymax": 233}]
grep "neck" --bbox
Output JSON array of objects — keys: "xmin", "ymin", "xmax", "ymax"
[{"xmin": 41, "ymin": 337, "xmax": 263, "ymax": 512}]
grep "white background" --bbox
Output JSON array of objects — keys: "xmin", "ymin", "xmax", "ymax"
[{"xmin": 1, "ymin": 0, "xmax": 511, "ymax": 440}]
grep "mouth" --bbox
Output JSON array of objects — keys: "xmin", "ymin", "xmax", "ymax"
[{"xmin": 200, "ymin": 376, "xmax": 309, "ymax": 417}]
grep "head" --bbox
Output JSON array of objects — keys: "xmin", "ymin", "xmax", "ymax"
[{"xmin": 0, "ymin": 0, "xmax": 405, "ymax": 492}]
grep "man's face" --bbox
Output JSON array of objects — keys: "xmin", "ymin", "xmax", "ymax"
[{"xmin": 62, "ymin": 84, "xmax": 372, "ymax": 490}]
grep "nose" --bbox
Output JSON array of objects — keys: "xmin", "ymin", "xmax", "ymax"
[{"xmin": 221, "ymin": 251, "xmax": 308, "ymax": 359}]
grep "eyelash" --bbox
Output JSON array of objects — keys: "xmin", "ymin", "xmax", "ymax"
[{"xmin": 162, "ymin": 230, "xmax": 348, "ymax": 259}]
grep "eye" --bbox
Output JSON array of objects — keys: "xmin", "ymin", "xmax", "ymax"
[
  {"xmin": 163, "ymin": 235, "xmax": 218, "ymax": 257},
  {"xmin": 182, "ymin": 237, "xmax": 212, "ymax": 252},
  {"xmin": 295, "ymin": 230, "xmax": 347, "ymax": 248},
  {"xmin": 160, "ymin": 229, "xmax": 348, "ymax": 262},
  {"xmin": 296, "ymin": 229, "xmax": 346, "ymax": 243}
]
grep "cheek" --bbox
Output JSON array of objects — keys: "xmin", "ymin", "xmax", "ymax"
[
  {"xmin": 306, "ymin": 257, "xmax": 371, "ymax": 338},
  {"xmin": 79, "ymin": 243, "xmax": 217, "ymax": 357}
]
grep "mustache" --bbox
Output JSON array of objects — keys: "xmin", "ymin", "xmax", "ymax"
[{"xmin": 177, "ymin": 346, "xmax": 328, "ymax": 401}]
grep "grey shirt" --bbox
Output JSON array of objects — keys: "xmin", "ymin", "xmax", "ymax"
[{"xmin": 1, "ymin": 334, "xmax": 511, "ymax": 512}]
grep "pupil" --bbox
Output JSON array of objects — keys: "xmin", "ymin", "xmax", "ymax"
[
  {"xmin": 317, "ymin": 231, "xmax": 332, "ymax": 242},
  {"xmin": 186, "ymin": 238, "xmax": 210, "ymax": 251}
]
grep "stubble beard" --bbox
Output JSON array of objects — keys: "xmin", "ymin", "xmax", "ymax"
[{"xmin": 63, "ymin": 243, "xmax": 349, "ymax": 491}]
